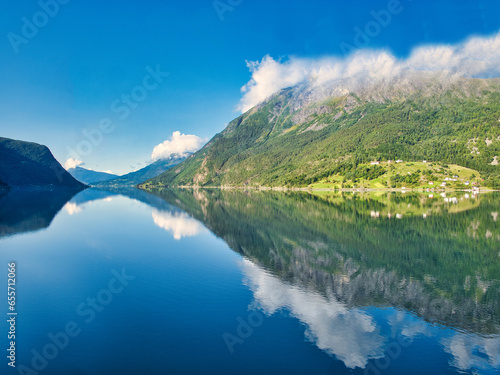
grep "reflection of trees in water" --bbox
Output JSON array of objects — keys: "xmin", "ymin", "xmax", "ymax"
[
  {"xmin": 243, "ymin": 258, "xmax": 500, "ymax": 372},
  {"xmin": 241, "ymin": 258, "xmax": 387, "ymax": 369},
  {"xmin": 0, "ymin": 188, "xmax": 81, "ymax": 238},
  {"xmin": 149, "ymin": 188, "xmax": 500, "ymax": 335}
]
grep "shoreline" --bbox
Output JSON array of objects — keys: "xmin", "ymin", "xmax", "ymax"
[{"xmin": 139, "ymin": 185, "xmax": 499, "ymax": 193}]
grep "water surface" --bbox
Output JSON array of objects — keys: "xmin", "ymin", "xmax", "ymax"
[{"xmin": 1, "ymin": 188, "xmax": 499, "ymax": 374}]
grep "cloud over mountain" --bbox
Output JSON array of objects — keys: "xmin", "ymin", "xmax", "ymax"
[
  {"xmin": 151, "ymin": 131, "xmax": 205, "ymax": 161},
  {"xmin": 238, "ymin": 31, "xmax": 500, "ymax": 112},
  {"xmin": 64, "ymin": 157, "xmax": 84, "ymax": 170}
]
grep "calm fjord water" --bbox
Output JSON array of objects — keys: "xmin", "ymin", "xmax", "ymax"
[{"xmin": 0, "ymin": 188, "xmax": 499, "ymax": 374}]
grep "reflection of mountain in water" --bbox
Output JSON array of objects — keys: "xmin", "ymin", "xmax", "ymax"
[
  {"xmin": 242, "ymin": 258, "xmax": 386, "ymax": 369},
  {"xmin": 101, "ymin": 187, "xmax": 206, "ymax": 239},
  {"xmin": 0, "ymin": 185, "xmax": 206, "ymax": 240},
  {"xmin": 0, "ymin": 188, "xmax": 81, "ymax": 238},
  {"xmin": 73, "ymin": 187, "xmax": 179, "ymax": 211},
  {"xmin": 151, "ymin": 209, "xmax": 205, "ymax": 239},
  {"xmin": 65, "ymin": 187, "xmax": 175, "ymax": 212},
  {"xmin": 243, "ymin": 258, "xmax": 500, "ymax": 372},
  {"xmin": 66, "ymin": 187, "xmax": 206, "ymax": 240},
  {"xmin": 146, "ymin": 188, "xmax": 500, "ymax": 336}
]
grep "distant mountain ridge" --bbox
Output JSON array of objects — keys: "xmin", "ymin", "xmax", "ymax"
[
  {"xmin": 141, "ymin": 72, "xmax": 500, "ymax": 189},
  {"xmin": 0, "ymin": 137, "xmax": 86, "ymax": 190},
  {"xmin": 68, "ymin": 166, "xmax": 118, "ymax": 185},
  {"xmin": 95, "ymin": 155, "xmax": 189, "ymax": 187}
]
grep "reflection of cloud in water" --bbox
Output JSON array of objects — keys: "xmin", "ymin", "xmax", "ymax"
[
  {"xmin": 64, "ymin": 197, "xmax": 114, "ymax": 215},
  {"xmin": 151, "ymin": 208, "xmax": 205, "ymax": 240},
  {"xmin": 442, "ymin": 334, "xmax": 500, "ymax": 373},
  {"xmin": 64, "ymin": 202, "xmax": 83, "ymax": 215},
  {"xmin": 387, "ymin": 310, "xmax": 432, "ymax": 340},
  {"xmin": 242, "ymin": 259, "xmax": 500, "ymax": 372},
  {"xmin": 241, "ymin": 259, "xmax": 386, "ymax": 369}
]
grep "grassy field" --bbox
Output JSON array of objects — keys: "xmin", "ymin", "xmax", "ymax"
[{"xmin": 310, "ymin": 161, "xmax": 481, "ymax": 190}]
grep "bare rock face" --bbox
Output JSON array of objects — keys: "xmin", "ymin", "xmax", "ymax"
[{"xmin": 262, "ymin": 71, "xmax": 500, "ymax": 131}]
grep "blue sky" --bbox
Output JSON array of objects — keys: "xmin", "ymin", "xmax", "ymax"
[{"xmin": 1, "ymin": 0, "xmax": 499, "ymax": 174}]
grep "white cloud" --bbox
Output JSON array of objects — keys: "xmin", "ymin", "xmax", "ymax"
[
  {"xmin": 238, "ymin": 31, "xmax": 500, "ymax": 112},
  {"xmin": 102, "ymin": 170, "xmax": 114, "ymax": 174},
  {"xmin": 64, "ymin": 157, "xmax": 83, "ymax": 170},
  {"xmin": 238, "ymin": 55, "xmax": 311, "ymax": 113},
  {"xmin": 151, "ymin": 208, "xmax": 206, "ymax": 240},
  {"xmin": 151, "ymin": 131, "xmax": 205, "ymax": 161}
]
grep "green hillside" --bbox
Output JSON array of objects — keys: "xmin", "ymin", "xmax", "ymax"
[{"xmin": 141, "ymin": 75, "xmax": 500, "ymax": 189}]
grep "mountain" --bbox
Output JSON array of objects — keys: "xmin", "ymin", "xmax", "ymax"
[
  {"xmin": 141, "ymin": 72, "xmax": 500, "ymax": 189},
  {"xmin": 95, "ymin": 155, "xmax": 188, "ymax": 187},
  {"xmin": 68, "ymin": 166, "xmax": 118, "ymax": 185},
  {"xmin": 0, "ymin": 137, "xmax": 86, "ymax": 190}
]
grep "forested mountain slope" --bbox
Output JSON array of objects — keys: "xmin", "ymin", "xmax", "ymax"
[{"xmin": 142, "ymin": 73, "xmax": 500, "ymax": 188}]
